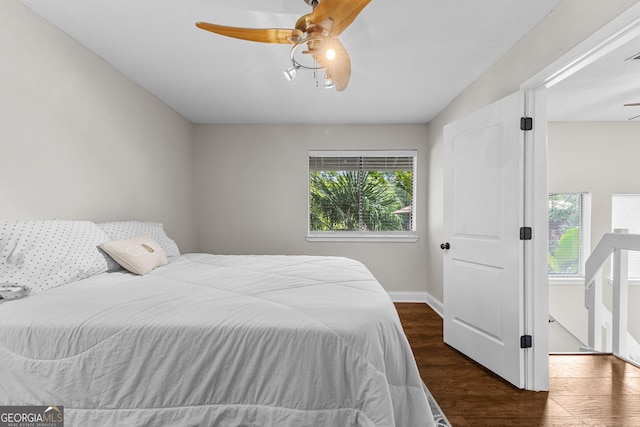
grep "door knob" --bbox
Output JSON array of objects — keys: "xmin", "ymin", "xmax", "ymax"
[{"xmin": 440, "ymin": 242, "xmax": 450, "ymax": 250}]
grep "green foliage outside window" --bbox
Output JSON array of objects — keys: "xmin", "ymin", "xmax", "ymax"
[
  {"xmin": 548, "ymin": 193, "xmax": 582, "ymax": 275},
  {"xmin": 310, "ymin": 170, "xmax": 412, "ymax": 232}
]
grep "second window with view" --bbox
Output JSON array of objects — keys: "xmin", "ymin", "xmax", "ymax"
[
  {"xmin": 548, "ymin": 193, "xmax": 589, "ymax": 276},
  {"xmin": 308, "ymin": 151, "xmax": 416, "ymax": 239}
]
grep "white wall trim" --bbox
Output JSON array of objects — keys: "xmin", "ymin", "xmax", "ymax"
[
  {"xmin": 425, "ymin": 294, "xmax": 445, "ymax": 318},
  {"xmin": 522, "ymin": 2, "xmax": 640, "ymax": 91},
  {"xmin": 388, "ymin": 292, "xmax": 445, "ymax": 318},
  {"xmin": 549, "ymin": 277, "xmax": 585, "ymax": 286},
  {"xmin": 388, "ymin": 292, "xmax": 428, "ymax": 303}
]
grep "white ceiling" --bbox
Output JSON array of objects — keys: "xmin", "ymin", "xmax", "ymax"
[
  {"xmin": 548, "ymin": 35, "xmax": 640, "ymax": 122},
  {"xmin": 20, "ymin": 0, "xmax": 564, "ymax": 124}
]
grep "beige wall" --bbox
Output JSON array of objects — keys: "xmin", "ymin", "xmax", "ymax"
[
  {"xmin": 193, "ymin": 124, "xmax": 429, "ymax": 293},
  {"xmin": 0, "ymin": 0, "xmax": 197, "ymax": 251},
  {"xmin": 549, "ymin": 122, "xmax": 640, "ymax": 249},
  {"xmin": 4, "ymin": 0, "xmax": 640, "ymax": 298},
  {"xmin": 549, "ymin": 121, "xmax": 640, "ymax": 341},
  {"xmin": 425, "ymin": 0, "xmax": 639, "ymax": 302}
]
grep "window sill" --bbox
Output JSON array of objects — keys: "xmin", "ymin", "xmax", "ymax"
[
  {"xmin": 307, "ymin": 232, "xmax": 419, "ymax": 243},
  {"xmin": 548, "ymin": 277, "xmax": 585, "ymax": 286}
]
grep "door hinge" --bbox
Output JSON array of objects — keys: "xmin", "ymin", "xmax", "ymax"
[
  {"xmin": 520, "ymin": 116, "xmax": 533, "ymax": 131},
  {"xmin": 520, "ymin": 335, "xmax": 533, "ymax": 349},
  {"xmin": 520, "ymin": 227, "xmax": 532, "ymax": 240}
]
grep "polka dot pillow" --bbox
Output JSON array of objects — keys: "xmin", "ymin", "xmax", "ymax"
[
  {"xmin": 97, "ymin": 221, "xmax": 180, "ymax": 258},
  {"xmin": 0, "ymin": 220, "xmax": 112, "ymax": 297}
]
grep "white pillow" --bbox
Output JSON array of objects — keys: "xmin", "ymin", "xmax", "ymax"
[
  {"xmin": 0, "ymin": 220, "xmax": 111, "ymax": 296},
  {"xmin": 99, "ymin": 234, "xmax": 167, "ymax": 275},
  {"xmin": 97, "ymin": 221, "xmax": 180, "ymax": 257}
]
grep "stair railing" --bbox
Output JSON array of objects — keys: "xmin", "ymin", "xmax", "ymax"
[{"xmin": 585, "ymin": 229, "xmax": 640, "ymax": 359}]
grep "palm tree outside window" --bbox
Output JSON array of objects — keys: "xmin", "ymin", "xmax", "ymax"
[{"xmin": 308, "ymin": 151, "xmax": 417, "ymax": 241}]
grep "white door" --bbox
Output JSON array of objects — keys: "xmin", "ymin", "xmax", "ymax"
[{"xmin": 443, "ymin": 92, "xmax": 526, "ymax": 388}]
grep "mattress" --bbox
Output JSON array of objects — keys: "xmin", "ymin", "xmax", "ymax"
[{"xmin": 0, "ymin": 253, "xmax": 434, "ymax": 427}]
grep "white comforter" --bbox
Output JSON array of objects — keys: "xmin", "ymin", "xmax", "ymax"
[{"xmin": 0, "ymin": 254, "xmax": 434, "ymax": 427}]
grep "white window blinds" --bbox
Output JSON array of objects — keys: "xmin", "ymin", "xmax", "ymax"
[{"xmin": 309, "ymin": 155, "xmax": 415, "ymax": 172}]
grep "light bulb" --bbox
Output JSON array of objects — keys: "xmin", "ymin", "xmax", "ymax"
[
  {"xmin": 323, "ymin": 76, "xmax": 334, "ymax": 89},
  {"xmin": 325, "ymin": 48, "xmax": 336, "ymax": 61},
  {"xmin": 284, "ymin": 65, "xmax": 299, "ymax": 81}
]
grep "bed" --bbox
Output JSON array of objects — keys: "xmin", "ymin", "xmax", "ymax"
[{"xmin": 0, "ymin": 220, "xmax": 434, "ymax": 427}]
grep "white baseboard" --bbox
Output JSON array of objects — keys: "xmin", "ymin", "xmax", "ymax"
[
  {"xmin": 388, "ymin": 291, "xmax": 445, "ymax": 319},
  {"xmin": 388, "ymin": 291, "xmax": 427, "ymax": 303},
  {"xmin": 425, "ymin": 294, "xmax": 444, "ymax": 318}
]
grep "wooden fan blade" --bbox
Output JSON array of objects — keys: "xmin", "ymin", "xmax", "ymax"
[
  {"xmin": 196, "ymin": 22, "xmax": 297, "ymax": 44},
  {"xmin": 624, "ymin": 103, "xmax": 640, "ymax": 107},
  {"xmin": 307, "ymin": 0, "xmax": 371, "ymax": 37},
  {"xmin": 310, "ymin": 38, "xmax": 351, "ymax": 91}
]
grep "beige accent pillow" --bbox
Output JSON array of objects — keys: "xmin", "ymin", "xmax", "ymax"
[{"xmin": 99, "ymin": 234, "xmax": 167, "ymax": 275}]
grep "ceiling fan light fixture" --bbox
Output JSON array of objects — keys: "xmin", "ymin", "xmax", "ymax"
[
  {"xmin": 196, "ymin": 0, "xmax": 371, "ymax": 91},
  {"xmin": 284, "ymin": 64, "xmax": 300, "ymax": 81},
  {"xmin": 323, "ymin": 75, "xmax": 335, "ymax": 89},
  {"xmin": 625, "ymin": 51, "xmax": 640, "ymax": 61}
]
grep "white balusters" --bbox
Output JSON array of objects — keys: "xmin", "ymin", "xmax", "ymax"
[{"xmin": 585, "ymin": 229, "xmax": 640, "ymax": 361}]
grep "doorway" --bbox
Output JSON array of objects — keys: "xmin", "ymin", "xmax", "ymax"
[{"xmin": 522, "ymin": 3, "xmax": 640, "ymax": 357}]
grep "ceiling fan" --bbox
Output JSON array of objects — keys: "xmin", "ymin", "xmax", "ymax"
[
  {"xmin": 196, "ymin": 0, "xmax": 372, "ymax": 91},
  {"xmin": 624, "ymin": 103, "xmax": 640, "ymax": 120}
]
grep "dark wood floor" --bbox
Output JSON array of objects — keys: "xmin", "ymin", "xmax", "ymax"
[{"xmin": 395, "ymin": 303, "xmax": 640, "ymax": 426}]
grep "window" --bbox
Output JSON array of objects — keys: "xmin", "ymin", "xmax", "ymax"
[
  {"xmin": 308, "ymin": 150, "xmax": 417, "ymax": 241},
  {"xmin": 548, "ymin": 193, "xmax": 590, "ymax": 276},
  {"xmin": 612, "ymin": 193, "xmax": 640, "ymax": 279}
]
